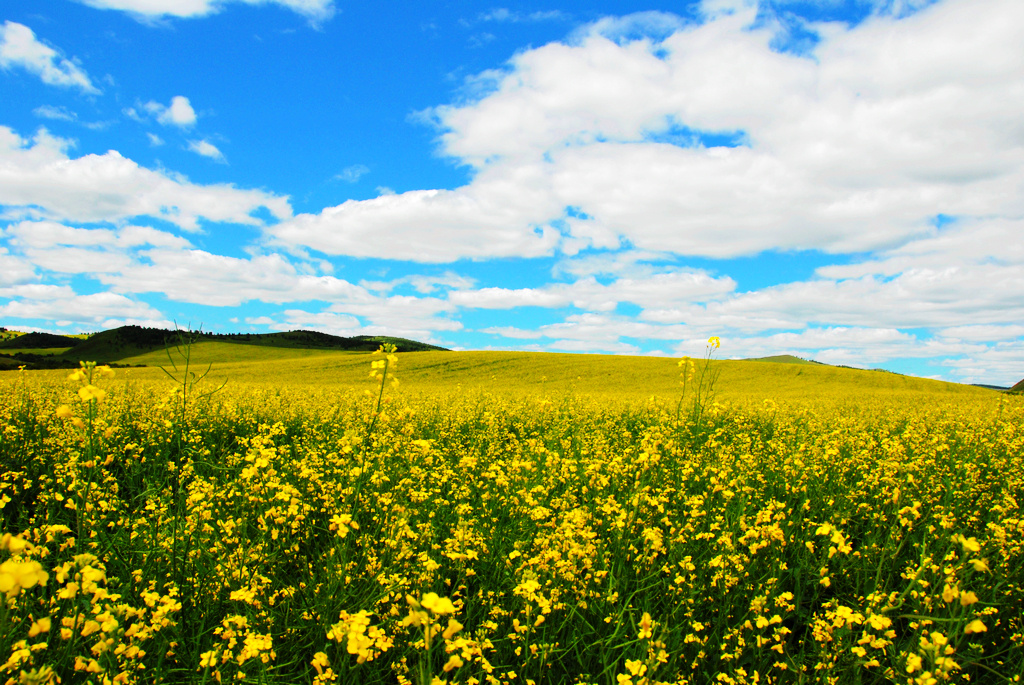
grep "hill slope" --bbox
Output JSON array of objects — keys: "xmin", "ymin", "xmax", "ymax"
[
  {"xmin": 0, "ymin": 332, "xmax": 80, "ymax": 349},
  {"xmin": 97, "ymin": 348, "xmax": 1002, "ymax": 408},
  {"xmin": 0, "ymin": 326, "xmax": 449, "ymax": 369}
]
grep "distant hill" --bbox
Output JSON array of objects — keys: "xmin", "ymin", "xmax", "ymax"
[
  {"xmin": 0, "ymin": 331, "xmax": 82, "ymax": 349},
  {"xmin": 0, "ymin": 325, "xmax": 448, "ymax": 370},
  {"xmin": 208, "ymin": 330, "xmax": 447, "ymax": 352},
  {"xmin": 1010, "ymin": 378, "xmax": 1024, "ymax": 394},
  {"xmin": 742, "ymin": 354, "xmax": 822, "ymax": 365}
]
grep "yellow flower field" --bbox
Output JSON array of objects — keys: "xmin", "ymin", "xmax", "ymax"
[{"xmin": 1, "ymin": 347, "xmax": 1022, "ymax": 684}]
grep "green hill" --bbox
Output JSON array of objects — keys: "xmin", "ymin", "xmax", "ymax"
[
  {"xmin": 0, "ymin": 325, "xmax": 448, "ymax": 370},
  {"xmin": 0, "ymin": 331, "xmax": 80, "ymax": 349}
]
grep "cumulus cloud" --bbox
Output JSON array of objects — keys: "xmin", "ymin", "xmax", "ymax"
[
  {"xmin": 269, "ymin": 170, "xmax": 563, "ymax": 261},
  {"xmin": 0, "ymin": 289, "xmax": 166, "ymax": 326},
  {"xmin": 145, "ymin": 96, "xmax": 198, "ymax": 128},
  {"xmin": 188, "ymin": 139, "xmax": 226, "ymax": 162},
  {"xmin": 0, "ymin": 248, "xmax": 35, "ymax": 286},
  {"xmin": 0, "ymin": 21, "xmax": 99, "ymax": 93},
  {"xmin": 0, "ymin": 126, "xmax": 290, "ymax": 230},
  {"xmin": 71, "ymin": 0, "xmax": 335, "ymax": 23},
  {"xmin": 98, "ymin": 249, "xmax": 365, "ymax": 306},
  {"xmin": 270, "ymin": 0, "xmax": 1024, "ymax": 263}
]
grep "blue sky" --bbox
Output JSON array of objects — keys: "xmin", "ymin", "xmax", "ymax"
[{"xmin": 2, "ymin": 0, "xmax": 1023, "ymax": 386}]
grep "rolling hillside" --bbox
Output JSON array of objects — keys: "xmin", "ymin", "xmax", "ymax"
[
  {"xmin": 0, "ymin": 325, "xmax": 448, "ymax": 369},
  {"xmin": 93, "ymin": 346, "xmax": 1001, "ymax": 407},
  {"xmin": 0, "ymin": 325, "xmax": 1014, "ymax": 403}
]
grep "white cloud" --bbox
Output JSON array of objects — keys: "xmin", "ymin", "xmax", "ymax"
[
  {"xmin": 0, "ymin": 126, "xmax": 290, "ymax": 230},
  {"xmin": 188, "ymin": 139, "xmax": 226, "ymax": 162},
  {"xmin": 71, "ymin": 0, "xmax": 335, "ymax": 23},
  {"xmin": 270, "ymin": 169, "xmax": 563, "ymax": 261},
  {"xmin": 33, "ymin": 105, "xmax": 78, "ymax": 122},
  {"xmin": 451, "ymin": 270, "xmax": 735, "ymax": 312},
  {"xmin": 146, "ymin": 96, "xmax": 198, "ymax": 128},
  {"xmin": 270, "ymin": 0, "xmax": 1024, "ymax": 263},
  {"xmin": 360, "ymin": 272, "xmax": 476, "ymax": 294},
  {"xmin": 272, "ymin": 300, "xmax": 461, "ymax": 343},
  {"xmin": 478, "ymin": 8, "xmax": 568, "ymax": 23},
  {"xmin": 2, "ymin": 220, "xmax": 193, "ymax": 276},
  {"xmin": 336, "ymin": 164, "xmax": 369, "ymax": 183},
  {"xmin": 147, "ymin": 132, "xmax": 165, "ymax": 146},
  {"xmin": 0, "ymin": 248, "xmax": 34, "ymax": 286},
  {"xmin": 0, "ymin": 22, "xmax": 98, "ymax": 93},
  {"xmin": 0, "ymin": 290, "xmax": 166, "ymax": 325},
  {"xmin": 99, "ymin": 249, "xmax": 365, "ymax": 306}
]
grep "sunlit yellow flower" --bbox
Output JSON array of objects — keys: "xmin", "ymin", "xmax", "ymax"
[
  {"xmin": 969, "ymin": 558, "xmax": 990, "ymax": 573},
  {"xmin": 421, "ymin": 592, "xmax": 456, "ymax": 615},
  {"xmin": 78, "ymin": 385, "xmax": 106, "ymax": 403},
  {"xmin": 311, "ymin": 652, "xmax": 329, "ymax": 676},
  {"xmin": 443, "ymin": 654, "xmax": 464, "ymax": 672},
  {"xmin": 964, "ymin": 619, "xmax": 986, "ymax": 634},
  {"xmin": 1, "ymin": 534, "xmax": 29, "ymax": 553},
  {"xmin": 957, "ymin": 535, "xmax": 981, "ymax": 553},
  {"xmin": 443, "ymin": 618, "xmax": 463, "ymax": 639},
  {"xmin": 0, "ymin": 559, "xmax": 49, "ymax": 596},
  {"xmin": 28, "ymin": 617, "xmax": 52, "ymax": 637}
]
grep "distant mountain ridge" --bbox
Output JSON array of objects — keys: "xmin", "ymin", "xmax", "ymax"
[{"xmin": 0, "ymin": 325, "xmax": 448, "ymax": 370}]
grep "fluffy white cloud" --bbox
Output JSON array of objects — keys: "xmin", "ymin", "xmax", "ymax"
[
  {"xmin": 146, "ymin": 96, "xmax": 198, "ymax": 127},
  {"xmin": 188, "ymin": 139, "xmax": 226, "ymax": 162},
  {"xmin": 72, "ymin": 0, "xmax": 335, "ymax": 22},
  {"xmin": 0, "ymin": 126, "xmax": 291, "ymax": 230},
  {"xmin": 2, "ymin": 220, "xmax": 193, "ymax": 275},
  {"xmin": 0, "ymin": 289, "xmax": 166, "ymax": 326},
  {"xmin": 270, "ymin": 171, "xmax": 562, "ymax": 261},
  {"xmin": 0, "ymin": 22, "xmax": 98, "ymax": 93},
  {"xmin": 99, "ymin": 249, "xmax": 365, "ymax": 306},
  {"xmin": 270, "ymin": 0, "xmax": 1024, "ymax": 262},
  {"xmin": 0, "ymin": 248, "xmax": 34, "ymax": 286}
]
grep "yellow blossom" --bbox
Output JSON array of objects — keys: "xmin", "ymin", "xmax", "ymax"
[
  {"xmin": 421, "ymin": 592, "xmax": 456, "ymax": 615},
  {"xmin": 964, "ymin": 619, "xmax": 986, "ymax": 634}
]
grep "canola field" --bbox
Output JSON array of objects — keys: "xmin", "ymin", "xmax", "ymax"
[{"xmin": 1, "ymin": 346, "xmax": 1022, "ymax": 685}]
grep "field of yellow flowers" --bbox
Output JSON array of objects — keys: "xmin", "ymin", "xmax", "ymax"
[{"xmin": 1, "ymin": 346, "xmax": 1022, "ymax": 685}]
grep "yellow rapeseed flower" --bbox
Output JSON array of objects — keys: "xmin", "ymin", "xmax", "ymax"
[
  {"xmin": 78, "ymin": 385, "xmax": 106, "ymax": 403},
  {"xmin": 0, "ymin": 559, "xmax": 49, "ymax": 596},
  {"xmin": 28, "ymin": 617, "xmax": 51, "ymax": 637},
  {"xmin": 420, "ymin": 592, "xmax": 456, "ymax": 615},
  {"xmin": 964, "ymin": 619, "xmax": 986, "ymax": 634}
]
